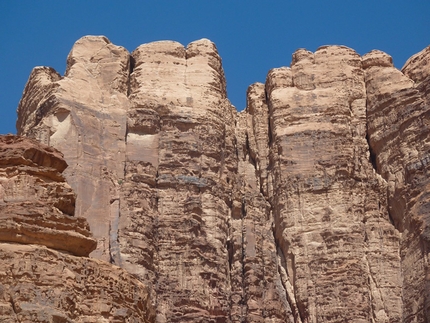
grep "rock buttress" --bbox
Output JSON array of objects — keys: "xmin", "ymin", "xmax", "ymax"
[
  {"xmin": 263, "ymin": 46, "xmax": 402, "ymax": 322},
  {"xmin": 125, "ymin": 39, "xmax": 237, "ymax": 322},
  {"xmin": 17, "ymin": 36, "xmax": 130, "ymax": 262},
  {"xmin": 364, "ymin": 46, "xmax": 430, "ymax": 322}
]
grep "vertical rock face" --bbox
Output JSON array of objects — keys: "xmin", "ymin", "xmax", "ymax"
[
  {"xmin": 264, "ymin": 46, "xmax": 401, "ymax": 323},
  {"xmin": 125, "ymin": 39, "xmax": 236, "ymax": 322},
  {"xmin": 0, "ymin": 135, "xmax": 154, "ymax": 322},
  {"xmin": 17, "ymin": 36, "xmax": 130, "ymax": 262},
  {"xmin": 15, "ymin": 36, "xmax": 430, "ymax": 323},
  {"xmin": 17, "ymin": 36, "xmax": 237, "ymax": 323},
  {"xmin": 364, "ymin": 46, "xmax": 430, "ymax": 322}
]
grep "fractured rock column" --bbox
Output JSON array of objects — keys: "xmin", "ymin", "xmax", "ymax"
[
  {"xmin": 126, "ymin": 39, "xmax": 237, "ymax": 323},
  {"xmin": 265, "ymin": 47, "xmax": 402, "ymax": 323},
  {"xmin": 364, "ymin": 47, "xmax": 430, "ymax": 322},
  {"xmin": 16, "ymin": 36, "xmax": 131, "ymax": 261},
  {"xmin": 231, "ymin": 83, "xmax": 292, "ymax": 323}
]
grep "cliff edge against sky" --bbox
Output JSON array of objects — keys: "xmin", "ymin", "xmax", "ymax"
[{"xmin": 2, "ymin": 35, "xmax": 430, "ymax": 322}]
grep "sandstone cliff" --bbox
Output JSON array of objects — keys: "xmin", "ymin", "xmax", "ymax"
[
  {"xmin": 0, "ymin": 135, "xmax": 154, "ymax": 322},
  {"xmin": 12, "ymin": 36, "xmax": 430, "ymax": 322}
]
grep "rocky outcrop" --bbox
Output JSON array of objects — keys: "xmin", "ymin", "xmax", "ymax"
[
  {"xmin": 0, "ymin": 135, "xmax": 95, "ymax": 257},
  {"xmin": 15, "ymin": 36, "xmax": 430, "ymax": 323},
  {"xmin": 0, "ymin": 135, "xmax": 154, "ymax": 322},
  {"xmin": 0, "ymin": 243, "xmax": 154, "ymax": 323},
  {"xmin": 364, "ymin": 47, "xmax": 430, "ymax": 322}
]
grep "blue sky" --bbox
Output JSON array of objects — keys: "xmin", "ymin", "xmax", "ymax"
[{"xmin": 1, "ymin": 1, "xmax": 429, "ymax": 134}]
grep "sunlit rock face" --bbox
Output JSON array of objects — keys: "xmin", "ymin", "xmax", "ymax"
[
  {"xmin": 364, "ymin": 46, "xmax": 430, "ymax": 323},
  {"xmin": 16, "ymin": 36, "xmax": 430, "ymax": 322}
]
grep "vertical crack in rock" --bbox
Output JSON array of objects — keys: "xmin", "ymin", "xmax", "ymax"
[
  {"xmin": 241, "ymin": 213, "xmax": 248, "ymax": 321},
  {"xmin": 9, "ymin": 296, "xmax": 20, "ymax": 323},
  {"xmin": 127, "ymin": 54, "xmax": 136, "ymax": 97},
  {"xmin": 238, "ymin": 82, "xmax": 294, "ymax": 322},
  {"xmin": 108, "ymin": 197, "xmax": 121, "ymax": 265},
  {"xmin": 274, "ymin": 239, "xmax": 303, "ymax": 323},
  {"xmin": 364, "ymin": 254, "xmax": 389, "ymax": 323},
  {"xmin": 262, "ymin": 85, "xmax": 297, "ymax": 320},
  {"xmin": 365, "ymin": 132, "xmax": 378, "ymax": 171}
]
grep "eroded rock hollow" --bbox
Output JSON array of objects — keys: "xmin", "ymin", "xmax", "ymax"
[{"xmin": 9, "ymin": 35, "xmax": 430, "ymax": 322}]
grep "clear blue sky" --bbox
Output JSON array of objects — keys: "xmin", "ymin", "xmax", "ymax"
[{"xmin": 1, "ymin": 1, "xmax": 429, "ymax": 134}]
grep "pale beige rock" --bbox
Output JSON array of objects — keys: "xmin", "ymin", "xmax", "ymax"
[{"xmin": 129, "ymin": 39, "xmax": 226, "ymax": 108}]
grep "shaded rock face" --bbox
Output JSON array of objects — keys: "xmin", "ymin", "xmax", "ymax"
[
  {"xmin": 0, "ymin": 135, "xmax": 154, "ymax": 322},
  {"xmin": 15, "ymin": 36, "xmax": 430, "ymax": 323}
]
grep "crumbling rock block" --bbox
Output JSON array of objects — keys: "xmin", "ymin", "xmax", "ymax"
[{"xmin": 0, "ymin": 135, "xmax": 155, "ymax": 322}]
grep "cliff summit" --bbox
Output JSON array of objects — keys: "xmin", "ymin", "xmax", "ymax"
[{"xmin": 2, "ymin": 35, "xmax": 430, "ymax": 322}]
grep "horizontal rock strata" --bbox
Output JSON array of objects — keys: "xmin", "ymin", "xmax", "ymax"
[
  {"xmin": 0, "ymin": 135, "xmax": 155, "ymax": 322},
  {"xmin": 0, "ymin": 243, "xmax": 154, "ymax": 323},
  {"xmin": 0, "ymin": 135, "xmax": 95, "ymax": 256},
  {"xmin": 15, "ymin": 36, "xmax": 430, "ymax": 323}
]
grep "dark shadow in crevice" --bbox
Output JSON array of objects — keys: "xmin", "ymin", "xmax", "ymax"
[
  {"xmin": 365, "ymin": 132, "xmax": 378, "ymax": 172},
  {"xmin": 127, "ymin": 55, "xmax": 136, "ymax": 97}
]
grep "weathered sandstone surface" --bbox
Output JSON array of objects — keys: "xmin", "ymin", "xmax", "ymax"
[
  {"xmin": 0, "ymin": 135, "xmax": 154, "ymax": 322},
  {"xmin": 265, "ymin": 47, "xmax": 401, "ymax": 323},
  {"xmin": 0, "ymin": 135, "xmax": 95, "ymax": 257},
  {"xmin": 364, "ymin": 47, "xmax": 430, "ymax": 323},
  {"xmin": 13, "ymin": 35, "xmax": 430, "ymax": 322}
]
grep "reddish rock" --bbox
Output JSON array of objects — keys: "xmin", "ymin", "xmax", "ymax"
[
  {"xmin": 0, "ymin": 135, "xmax": 95, "ymax": 256},
  {"xmin": 0, "ymin": 135, "xmax": 154, "ymax": 322},
  {"xmin": 17, "ymin": 36, "xmax": 131, "ymax": 262},
  {"xmin": 0, "ymin": 243, "xmax": 155, "ymax": 323}
]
